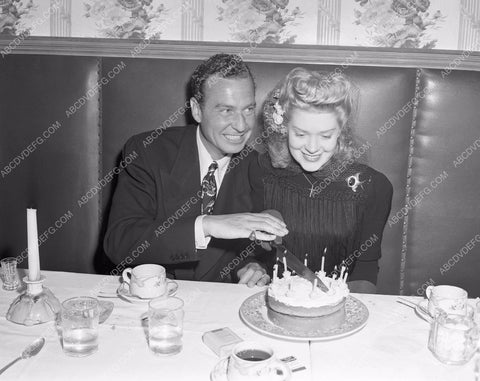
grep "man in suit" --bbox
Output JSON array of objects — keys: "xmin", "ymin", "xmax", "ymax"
[{"xmin": 104, "ymin": 53, "xmax": 287, "ymax": 286}]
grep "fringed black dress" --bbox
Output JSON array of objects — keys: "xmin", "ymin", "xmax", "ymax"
[{"xmin": 258, "ymin": 153, "xmax": 393, "ymax": 284}]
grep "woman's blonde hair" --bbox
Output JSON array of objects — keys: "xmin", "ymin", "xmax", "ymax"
[{"xmin": 263, "ymin": 67, "xmax": 359, "ymax": 169}]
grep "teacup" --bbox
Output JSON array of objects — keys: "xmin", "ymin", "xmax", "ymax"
[
  {"xmin": 425, "ymin": 285, "xmax": 468, "ymax": 317},
  {"xmin": 122, "ymin": 264, "xmax": 174, "ymax": 299},
  {"xmin": 227, "ymin": 341, "xmax": 290, "ymax": 381}
]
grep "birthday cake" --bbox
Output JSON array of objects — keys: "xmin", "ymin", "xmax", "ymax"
[{"xmin": 266, "ymin": 267, "xmax": 349, "ymax": 331}]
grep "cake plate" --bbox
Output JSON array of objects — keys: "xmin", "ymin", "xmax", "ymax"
[{"xmin": 239, "ymin": 291, "xmax": 369, "ymax": 341}]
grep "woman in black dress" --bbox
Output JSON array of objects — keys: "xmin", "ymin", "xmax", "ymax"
[{"xmin": 260, "ymin": 67, "xmax": 393, "ymax": 293}]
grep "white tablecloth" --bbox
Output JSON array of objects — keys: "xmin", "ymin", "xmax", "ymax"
[
  {"xmin": 0, "ymin": 271, "xmax": 476, "ymax": 381},
  {"xmin": 310, "ymin": 294, "xmax": 476, "ymax": 381},
  {"xmin": 0, "ymin": 271, "xmax": 311, "ymax": 381}
]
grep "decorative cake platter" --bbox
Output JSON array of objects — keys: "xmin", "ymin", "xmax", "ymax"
[{"xmin": 239, "ymin": 291, "xmax": 369, "ymax": 341}]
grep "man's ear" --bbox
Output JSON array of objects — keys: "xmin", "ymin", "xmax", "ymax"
[{"xmin": 190, "ymin": 97, "xmax": 202, "ymax": 124}]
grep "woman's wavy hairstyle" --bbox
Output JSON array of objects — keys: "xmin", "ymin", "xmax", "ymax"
[{"xmin": 263, "ymin": 67, "xmax": 359, "ymax": 169}]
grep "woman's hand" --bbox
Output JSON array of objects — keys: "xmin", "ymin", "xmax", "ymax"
[
  {"xmin": 202, "ymin": 213, "xmax": 288, "ymax": 241},
  {"xmin": 237, "ymin": 263, "xmax": 270, "ymax": 287},
  {"xmin": 255, "ymin": 209, "xmax": 286, "ymax": 250}
]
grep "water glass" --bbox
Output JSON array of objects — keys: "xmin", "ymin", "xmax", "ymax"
[
  {"xmin": 1, "ymin": 257, "xmax": 20, "ymax": 291},
  {"xmin": 428, "ymin": 307, "xmax": 479, "ymax": 365},
  {"xmin": 61, "ymin": 297, "xmax": 99, "ymax": 357},
  {"xmin": 148, "ymin": 297, "xmax": 184, "ymax": 356}
]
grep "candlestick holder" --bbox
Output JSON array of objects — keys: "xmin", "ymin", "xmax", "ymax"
[{"xmin": 6, "ymin": 275, "xmax": 61, "ymax": 326}]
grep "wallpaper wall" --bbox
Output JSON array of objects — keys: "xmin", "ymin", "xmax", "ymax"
[{"xmin": 0, "ymin": 0, "xmax": 479, "ymax": 51}]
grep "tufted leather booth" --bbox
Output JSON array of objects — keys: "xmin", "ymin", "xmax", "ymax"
[{"xmin": 1, "ymin": 42, "xmax": 479, "ymax": 296}]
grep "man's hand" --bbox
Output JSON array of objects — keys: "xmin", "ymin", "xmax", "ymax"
[
  {"xmin": 237, "ymin": 263, "xmax": 270, "ymax": 288},
  {"xmin": 203, "ymin": 213, "xmax": 288, "ymax": 241}
]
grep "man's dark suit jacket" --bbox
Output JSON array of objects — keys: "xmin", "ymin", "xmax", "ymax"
[{"xmin": 104, "ymin": 126, "xmax": 264, "ymax": 282}]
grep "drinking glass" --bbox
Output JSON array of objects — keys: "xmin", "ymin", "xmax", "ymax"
[
  {"xmin": 228, "ymin": 341, "xmax": 291, "ymax": 381},
  {"xmin": 61, "ymin": 297, "xmax": 99, "ymax": 357},
  {"xmin": 148, "ymin": 297, "xmax": 184, "ymax": 356},
  {"xmin": 428, "ymin": 307, "xmax": 479, "ymax": 365},
  {"xmin": 1, "ymin": 257, "xmax": 20, "ymax": 291}
]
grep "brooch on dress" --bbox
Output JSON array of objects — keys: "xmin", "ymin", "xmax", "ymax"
[{"xmin": 346, "ymin": 172, "xmax": 365, "ymax": 192}]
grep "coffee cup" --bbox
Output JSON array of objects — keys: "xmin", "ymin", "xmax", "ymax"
[
  {"xmin": 425, "ymin": 285, "xmax": 468, "ymax": 317},
  {"xmin": 227, "ymin": 341, "xmax": 290, "ymax": 381},
  {"xmin": 122, "ymin": 264, "xmax": 175, "ymax": 299}
]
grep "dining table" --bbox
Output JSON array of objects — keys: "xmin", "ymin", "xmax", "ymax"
[{"xmin": 0, "ymin": 270, "xmax": 477, "ymax": 381}]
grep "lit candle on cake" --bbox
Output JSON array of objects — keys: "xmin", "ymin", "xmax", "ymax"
[
  {"xmin": 319, "ymin": 254, "xmax": 326, "ymax": 277},
  {"xmin": 340, "ymin": 265, "xmax": 346, "ymax": 280},
  {"xmin": 343, "ymin": 272, "xmax": 348, "ymax": 283},
  {"xmin": 27, "ymin": 208, "xmax": 41, "ymax": 281},
  {"xmin": 283, "ymin": 256, "xmax": 287, "ymax": 274},
  {"xmin": 321, "ymin": 250, "xmax": 326, "ymax": 270},
  {"xmin": 332, "ymin": 266, "xmax": 339, "ymax": 280},
  {"xmin": 273, "ymin": 264, "xmax": 278, "ymax": 281}
]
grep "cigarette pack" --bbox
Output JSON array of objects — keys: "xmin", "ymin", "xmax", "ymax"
[{"xmin": 202, "ymin": 327, "xmax": 243, "ymax": 357}]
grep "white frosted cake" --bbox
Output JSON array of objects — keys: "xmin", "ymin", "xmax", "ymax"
[{"xmin": 266, "ymin": 268, "xmax": 349, "ymax": 331}]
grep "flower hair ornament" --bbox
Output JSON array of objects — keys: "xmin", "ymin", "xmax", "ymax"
[
  {"xmin": 272, "ymin": 100, "xmax": 285, "ymax": 125},
  {"xmin": 262, "ymin": 88, "xmax": 292, "ymax": 168},
  {"xmin": 264, "ymin": 89, "xmax": 287, "ymax": 136}
]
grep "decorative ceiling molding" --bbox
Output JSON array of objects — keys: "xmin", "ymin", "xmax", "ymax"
[{"xmin": 1, "ymin": 37, "xmax": 479, "ymax": 71}]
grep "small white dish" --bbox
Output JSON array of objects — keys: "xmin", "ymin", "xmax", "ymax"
[
  {"xmin": 415, "ymin": 299, "xmax": 433, "ymax": 323},
  {"xmin": 210, "ymin": 356, "xmax": 229, "ymax": 381},
  {"xmin": 56, "ymin": 300, "xmax": 114, "ymax": 326},
  {"xmin": 116, "ymin": 281, "xmax": 178, "ymax": 303}
]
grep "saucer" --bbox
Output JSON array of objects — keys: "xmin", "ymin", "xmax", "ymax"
[
  {"xmin": 415, "ymin": 299, "xmax": 433, "ymax": 323},
  {"xmin": 116, "ymin": 281, "xmax": 178, "ymax": 303},
  {"xmin": 210, "ymin": 356, "xmax": 293, "ymax": 381},
  {"xmin": 210, "ymin": 357, "xmax": 229, "ymax": 381}
]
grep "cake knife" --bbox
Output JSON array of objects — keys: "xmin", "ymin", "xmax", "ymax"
[{"xmin": 271, "ymin": 241, "xmax": 329, "ymax": 292}]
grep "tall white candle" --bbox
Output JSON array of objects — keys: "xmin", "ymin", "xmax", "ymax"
[
  {"xmin": 282, "ymin": 257, "xmax": 287, "ymax": 274},
  {"xmin": 273, "ymin": 264, "xmax": 278, "ymax": 281},
  {"xmin": 27, "ymin": 208, "xmax": 41, "ymax": 281},
  {"xmin": 321, "ymin": 256, "xmax": 325, "ymax": 272}
]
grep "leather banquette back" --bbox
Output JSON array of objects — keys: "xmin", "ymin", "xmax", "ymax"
[{"xmin": 1, "ymin": 46, "xmax": 479, "ymax": 296}]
